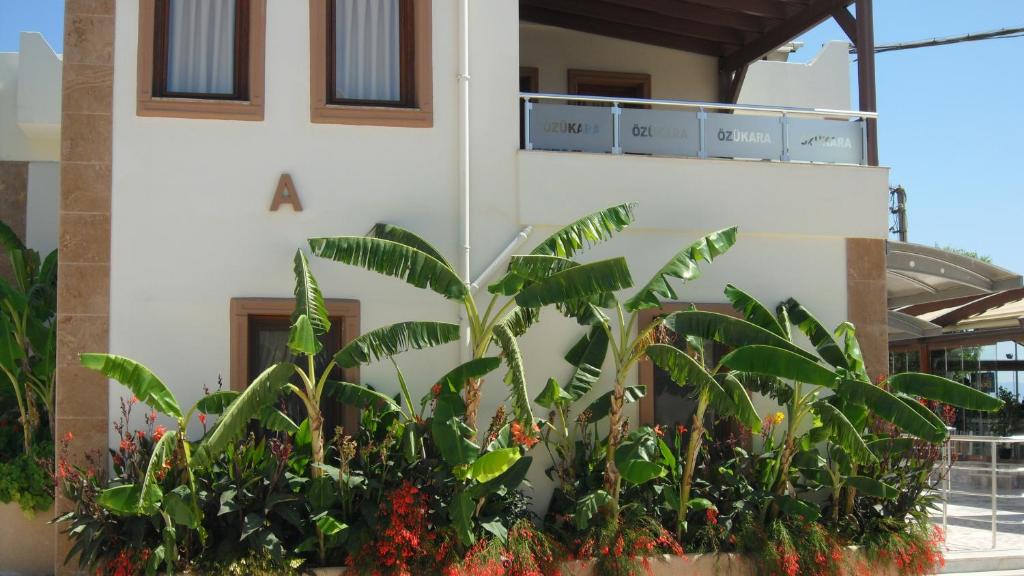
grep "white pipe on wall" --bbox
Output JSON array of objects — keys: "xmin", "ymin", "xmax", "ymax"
[
  {"xmin": 470, "ymin": 226, "xmax": 533, "ymax": 293},
  {"xmin": 457, "ymin": 0, "xmax": 472, "ymax": 363}
]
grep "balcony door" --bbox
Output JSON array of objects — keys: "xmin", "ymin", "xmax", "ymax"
[{"xmin": 568, "ymin": 69, "xmax": 650, "ymax": 107}]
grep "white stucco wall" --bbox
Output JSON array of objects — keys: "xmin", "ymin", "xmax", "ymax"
[
  {"xmin": 0, "ymin": 32, "xmax": 61, "ymax": 162},
  {"xmin": 519, "ymin": 23, "xmax": 719, "ymax": 102},
  {"xmin": 27, "ymin": 161, "xmax": 59, "ymax": 255},
  {"xmin": 107, "ymin": 1, "xmax": 886, "ymax": 509},
  {"xmin": 739, "ymin": 41, "xmax": 852, "ymax": 111}
]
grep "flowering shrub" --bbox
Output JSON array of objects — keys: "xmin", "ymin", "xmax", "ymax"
[
  {"xmin": 573, "ymin": 511, "xmax": 683, "ymax": 576},
  {"xmin": 352, "ymin": 482, "xmax": 442, "ymax": 576}
]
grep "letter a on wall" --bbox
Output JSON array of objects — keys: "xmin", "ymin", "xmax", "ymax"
[{"xmin": 270, "ymin": 174, "xmax": 303, "ymax": 212}]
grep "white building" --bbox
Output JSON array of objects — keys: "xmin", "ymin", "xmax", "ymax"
[{"xmin": 33, "ymin": 2, "xmax": 890, "ymax": 572}]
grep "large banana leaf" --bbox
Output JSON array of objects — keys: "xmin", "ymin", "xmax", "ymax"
[
  {"xmin": 724, "ymin": 284, "xmax": 786, "ymax": 337},
  {"xmin": 494, "ymin": 306, "xmax": 540, "ymax": 338},
  {"xmin": 514, "ymin": 257, "xmax": 633, "ymax": 308},
  {"xmin": 292, "ymin": 250, "xmax": 331, "ymax": 338},
  {"xmin": 492, "ymin": 324, "xmax": 534, "ymax": 426},
  {"xmin": 563, "ymin": 325, "xmax": 609, "ymax": 400},
  {"xmin": 326, "ymin": 381, "xmax": 401, "ymax": 412},
  {"xmin": 80, "ymin": 354, "xmax": 182, "ymax": 419},
  {"xmin": 529, "ymin": 203, "xmax": 636, "ymax": 258},
  {"xmin": 846, "ymin": 476, "xmax": 898, "ymax": 499},
  {"xmin": 468, "ymin": 448, "xmax": 521, "ymax": 483},
  {"xmin": 624, "ymin": 227, "xmax": 738, "ymax": 312},
  {"xmin": 585, "ymin": 386, "xmax": 645, "ymax": 421},
  {"xmin": 0, "ymin": 219, "xmax": 26, "ymax": 253},
  {"xmin": 813, "ymin": 401, "xmax": 875, "ymax": 464},
  {"xmin": 715, "ymin": 373, "xmax": 762, "ymax": 431},
  {"xmin": 333, "ymin": 321, "xmax": 460, "ymax": 369},
  {"xmin": 834, "ymin": 322, "xmax": 867, "ymax": 380},
  {"xmin": 368, "ymin": 223, "xmax": 454, "ymax": 270},
  {"xmin": 781, "ymin": 299, "xmax": 849, "ymax": 370},
  {"xmin": 887, "ymin": 373, "xmax": 1003, "ymax": 411},
  {"xmin": 719, "ymin": 346, "xmax": 838, "ymax": 388},
  {"xmin": 435, "ymin": 357, "xmax": 502, "ymax": 394},
  {"xmin": 837, "ymin": 378, "xmax": 945, "ymax": 442},
  {"xmin": 489, "ymin": 255, "xmax": 578, "ymax": 296},
  {"xmin": 197, "ymin": 363, "xmax": 293, "ymax": 462},
  {"xmin": 662, "ymin": 311, "xmax": 817, "ymax": 361},
  {"xmin": 308, "ymin": 236, "xmax": 467, "ymax": 300}
]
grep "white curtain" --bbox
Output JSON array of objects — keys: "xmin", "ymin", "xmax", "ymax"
[
  {"xmin": 167, "ymin": 0, "xmax": 237, "ymax": 95},
  {"xmin": 335, "ymin": 0, "xmax": 401, "ymax": 102}
]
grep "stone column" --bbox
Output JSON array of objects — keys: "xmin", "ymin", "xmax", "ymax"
[
  {"xmin": 55, "ymin": 0, "xmax": 114, "ymax": 573},
  {"xmin": 846, "ymin": 238, "xmax": 889, "ymax": 382}
]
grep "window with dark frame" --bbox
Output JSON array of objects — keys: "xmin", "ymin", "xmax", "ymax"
[
  {"xmin": 152, "ymin": 0, "xmax": 251, "ymax": 100},
  {"xmin": 327, "ymin": 0, "xmax": 416, "ymax": 108},
  {"xmin": 230, "ymin": 299, "xmax": 360, "ymax": 441},
  {"xmin": 246, "ymin": 316, "xmax": 350, "ymax": 441}
]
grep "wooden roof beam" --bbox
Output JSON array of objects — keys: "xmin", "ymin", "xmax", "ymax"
[
  {"xmin": 521, "ymin": 0, "xmax": 749, "ymax": 45},
  {"xmin": 721, "ymin": 0, "xmax": 854, "ymax": 71},
  {"xmin": 520, "ymin": 6, "xmax": 725, "ymax": 56},
  {"xmin": 673, "ymin": 0, "xmax": 793, "ymax": 20},
  {"xmin": 594, "ymin": 0, "xmax": 769, "ymax": 33}
]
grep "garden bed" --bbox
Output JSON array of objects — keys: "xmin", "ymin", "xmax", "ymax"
[
  {"xmin": 0, "ymin": 502, "xmax": 54, "ymax": 576},
  {"xmin": 307, "ymin": 551, "xmax": 902, "ymax": 576}
]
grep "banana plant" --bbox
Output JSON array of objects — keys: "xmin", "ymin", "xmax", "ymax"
[
  {"xmin": 307, "ymin": 204, "xmax": 637, "ymax": 434},
  {"xmin": 0, "ymin": 220, "xmax": 56, "ymax": 452},
  {"xmin": 80, "ymin": 354, "xmax": 293, "ymax": 575},
  {"xmin": 794, "ymin": 438, "xmax": 900, "ymax": 527},
  {"xmin": 646, "ymin": 326, "xmax": 760, "ymax": 539},
  {"xmin": 666, "ymin": 284, "xmax": 1003, "ymax": 502},
  {"xmin": 546, "ymin": 226, "xmax": 739, "ymax": 509}
]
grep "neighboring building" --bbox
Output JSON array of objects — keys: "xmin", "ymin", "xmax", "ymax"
[
  {"xmin": 46, "ymin": 2, "xmax": 888, "ymax": 573},
  {"xmin": 0, "ymin": 32, "xmax": 61, "ymax": 263}
]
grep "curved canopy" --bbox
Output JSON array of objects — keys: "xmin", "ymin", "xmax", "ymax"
[{"xmin": 887, "ymin": 241, "xmax": 1022, "ymax": 308}]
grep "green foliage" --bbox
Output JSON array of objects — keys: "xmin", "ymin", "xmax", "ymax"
[
  {"xmin": 0, "ymin": 220, "xmax": 56, "ymax": 455},
  {"xmin": 0, "ymin": 442, "xmax": 53, "ymax": 513}
]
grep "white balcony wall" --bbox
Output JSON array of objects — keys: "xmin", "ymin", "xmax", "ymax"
[
  {"xmin": 520, "ymin": 23, "xmax": 719, "ymax": 102},
  {"xmin": 0, "ymin": 32, "xmax": 61, "ymax": 162},
  {"xmin": 739, "ymin": 41, "xmax": 852, "ymax": 111}
]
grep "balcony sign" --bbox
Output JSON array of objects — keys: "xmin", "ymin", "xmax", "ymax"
[
  {"xmin": 620, "ymin": 109, "xmax": 700, "ymax": 157},
  {"xmin": 706, "ymin": 113, "xmax": 784, "ymax": 161},
  {"xmin": 529, "ymin": 103, "xmax": 613, "ymax": 153},
  {"xmin": 788, "ymin": 118, "xmax": 863, "ymax": 165}
]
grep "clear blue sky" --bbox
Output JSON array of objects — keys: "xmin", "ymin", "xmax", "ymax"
[{"xmin": 2, "ymin": 1, "xmax": 1022, "ymax": 273}]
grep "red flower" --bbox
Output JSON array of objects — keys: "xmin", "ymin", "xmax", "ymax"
[
  {"xmin": 511, "ymin": 420, "xmax": 540, "ymax": 449},
  {"xmin": 431, "ymin": 383, "xmax": 442, "ymax": 397},
  {"xmin": 153, "ymin": 425, "xmax": 167, "ymax": 442},
  {"xmin": 136, "ymin": 429, "xmax": 146, "ymax": 440},
  {"xmin": 653, "ymin": 424, "xmax": 665, "ymax": 438},
  {"xmin": 676, "ymin": 424, "xmax": 688, "ymax": 435},
  {"xmin": 198, "ymin": 413, "xmax": 207, "ymax": 425},
  {"xmin": 63, "ymin": 432, "xmax": 74, "ymax": 443},
  {"xmin": 706, "ymin": 508, "xmax": 718, "ymax": 526}
]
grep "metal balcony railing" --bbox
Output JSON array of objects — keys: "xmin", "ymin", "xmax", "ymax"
[
  {"xmin": 941, "ymin": 435, "xmax": 1024, "ymax": 550},
  {"xmin": 520, "ymin": 92, "xmax": 878, "ymax": 166}
]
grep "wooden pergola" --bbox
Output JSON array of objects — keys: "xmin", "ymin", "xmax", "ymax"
[{"xmin": 520, "ymin": 0, "xmax": 880, "ymax": 165}]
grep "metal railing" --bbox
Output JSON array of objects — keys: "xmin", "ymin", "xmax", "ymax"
[
  {"xmin": 520, "ymin": 92, "xmax": 878, "ymax": 166},
  {"xmin": 941, "ymin": 435, "xmax": 1024, "ymax": 550}
]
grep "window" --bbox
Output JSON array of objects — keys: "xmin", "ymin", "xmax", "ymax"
[
  {"xmin": 138, "ymin": 0, "xmax": 266, "ymax": 120},
  {"xmin": 230, "ymin": 298, "xmax": 360, "ymax": 436},
  {"xmin": 310, "ymin": 0, "xmax": 433, "ymax": 127},
  {"xmin": 637, "ymin": 303, "xmax": 748, "ymax": 446}
]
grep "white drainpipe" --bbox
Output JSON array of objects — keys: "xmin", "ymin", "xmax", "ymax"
[
  {"xmin": 458, "ymin": 0, "xmax": 472, "ymax": 363},
  {"xmin": 470, "ymin": 226, "xmax": 534, "ymax": 293}
]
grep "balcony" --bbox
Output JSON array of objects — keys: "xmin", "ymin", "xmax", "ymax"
[
  {"xmin": 521, "ymin": 93, "xmax": 873, "ymax": 165},
  {"xmin": 516, "ymin": 93, "xmax": 888, "ymax": 240}
]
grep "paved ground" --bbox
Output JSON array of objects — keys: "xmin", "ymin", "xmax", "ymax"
[{"xmin": 932, "ymin": 493, "xmax": 1024, "ymax": 552}]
